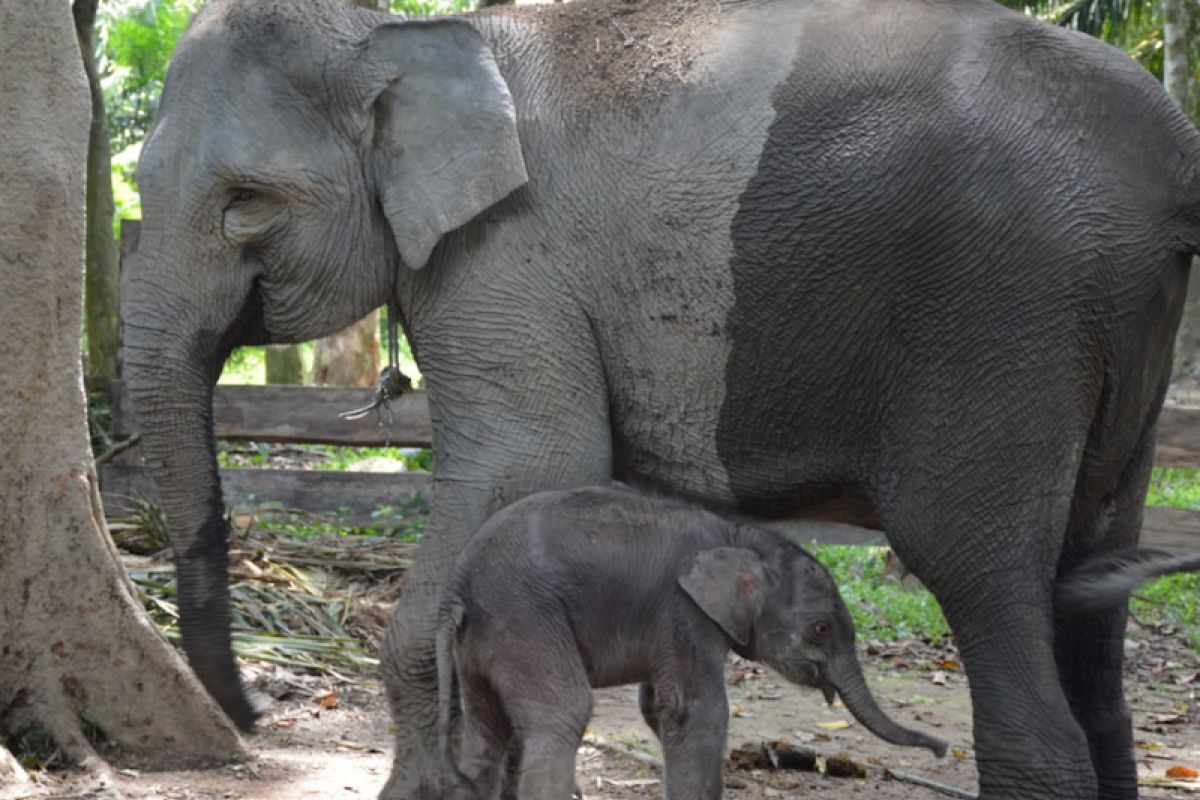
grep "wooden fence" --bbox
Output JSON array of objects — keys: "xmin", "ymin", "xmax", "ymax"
[
  {"xmin": 103, "ymin": 220, "xmax": 1200, "ymax": 551},
  {"xmin": 98, "ymin": 382, "xmax": 1200, "ymax": 551}
]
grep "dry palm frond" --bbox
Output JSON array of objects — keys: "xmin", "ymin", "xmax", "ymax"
[
  {"xmin": 106, "ymin": 494, "xmax": 172, "ymax": 554},
  {"xmin": 117, "ymin": 505, "xmax": 416, "ymax": 676}
]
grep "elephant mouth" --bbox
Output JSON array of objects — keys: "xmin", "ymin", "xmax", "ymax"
[{"xmin": 820, "ymin": 680, "xmax": 837, "ymax": 706}]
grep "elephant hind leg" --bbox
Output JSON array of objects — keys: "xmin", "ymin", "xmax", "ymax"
[
  {"xmin": 490, "ymin": 629, "xmax": 593, "ymax": 800},
  {"xmin": 1054, "ymin": 431, "xmax": 1156, "ymax": 800},
  {"xmin": 874, "ymin": 444, "xmax": 1096, "ymax": 800}
]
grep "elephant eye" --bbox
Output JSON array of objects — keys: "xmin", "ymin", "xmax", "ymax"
[
  {"xmin": 809, "ymin": 620, "xmax": 831, "ymax": 639},
  {"xmin": 231, "ymin": 188, "xmax": 257, "ymax": 204}
]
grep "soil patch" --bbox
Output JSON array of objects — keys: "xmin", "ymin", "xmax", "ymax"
[{"xmin": 21, "ymin": 631, "xmax": 1200, "ymax": 800}]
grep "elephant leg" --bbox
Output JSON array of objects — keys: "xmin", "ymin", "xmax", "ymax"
[
  {"xmin": 648, "ymin": 655, "xmax": 728, "ymax": 800},
  {"xmin": 1055, "ymin": 431, "xmax": 1156, "ymax": 800},
  {"xmin": 454, "ymin": 668, "xmax": 512, "ymax": 800},
  {"xmin": 877, "ymin": 442, "xmax": 1095, "ymax": 800},
  {"xmin": 379, "ymin": 479, "xmax": 493, "ymax": 800},
  {"xmin": 498, "ymin": 632, "xmax": 593, "ymax": 800},
  {"xmin": 380, "ymin": 449, "xmax": 611, "ymax": 796}
]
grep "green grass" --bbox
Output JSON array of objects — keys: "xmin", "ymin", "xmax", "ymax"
[
  {"xmin": 811, "ymin": 544, "xmax": 951, "ymax": 645},
  {"xmin": 1131, "ymin": 570, "xmax": 1200, "ymax": 650},
  {"xmin": 216, "ymin": 442, "xmax": 432, "ymax": 473},
  {"xmin": 813, "ymin": 539, "xmax": 1199, "ymax": 654},
  {"xmin": 1146, "ymin": 467, "xmax": 1200, "ymax": 510}
]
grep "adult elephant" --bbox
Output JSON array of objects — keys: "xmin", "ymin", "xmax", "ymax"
[{"xmin": 124, "ymin": 0, "xmax": 1200, "ymax": 797}]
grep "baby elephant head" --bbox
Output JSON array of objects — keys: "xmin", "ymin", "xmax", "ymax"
[{"xmin": 679, "ymin": 542, "xmax": 947, "ymax": 756}]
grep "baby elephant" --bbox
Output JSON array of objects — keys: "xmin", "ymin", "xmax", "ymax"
[{"xmin": 436, "ymin": 486, "xmax": 946, "ymax": 800}]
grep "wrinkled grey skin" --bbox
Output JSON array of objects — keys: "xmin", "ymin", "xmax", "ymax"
[
  {"xmin": 436, "ymin": 487, "xmax": 946, "ymax": 800},
  {"xmin": 123, "ymin": 0, "xmax": 1200, "ymax": 797}
]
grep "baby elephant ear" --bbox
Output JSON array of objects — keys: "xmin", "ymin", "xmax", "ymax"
[
  {"xmin": 678, "ymin": 547, "xmax": 766, "ymax": 648},
  {"xmin": 364, "ymin": 19, "xmax": 528, "ymax": 269}
]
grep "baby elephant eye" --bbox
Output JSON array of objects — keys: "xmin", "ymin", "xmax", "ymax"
[
  {"xmin": 809, "ymin": 620, "xmax": 831, "ymax": 639},
  {"xmin": 232, "ymin": 188, "xmax": 257, "ymax": 203}
]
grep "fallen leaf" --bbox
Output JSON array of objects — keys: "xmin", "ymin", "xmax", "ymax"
[
  {"xmin": 1167, "ymin": 766, "xmax": 1200, "ymax": 781},
  {"xmin": 817, "ymin": 720, "xmax": 851, "ymax": 731},
  {"xmin": 951, "ymin": 747, "xmax": 969, "ymax": 761},
  {"xmin": 931, "ymin": 671, "xmax": 949, "ymax": 686},
  {"xmin": 937, "ymin": 660, "xmax": 961, "ymax": 670},
  {"xmin": 1148, "ymin": 713, "xmax": 1189, "ymax": 725},
  {"xmin": 317, "ymin": 691, "xmax": 339, "ymax": 709}
]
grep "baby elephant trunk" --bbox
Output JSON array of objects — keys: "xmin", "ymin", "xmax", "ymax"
[{"xmin": 831, "ymin": 653, "xmax": 948, "ymax": 757}]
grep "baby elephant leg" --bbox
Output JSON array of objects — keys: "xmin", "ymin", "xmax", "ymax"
[
  {"xmin": 455, "ymin": 672, "xmax": 512, "ymax": 800},
  {"xmin": 648, "ymin": 657, "xmax": 729, "ymax": 800},
  {"xmin": 494, "ymin": 635, "xmax": 592, "ymax": 800}
]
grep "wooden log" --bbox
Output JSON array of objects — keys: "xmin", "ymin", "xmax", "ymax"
[
  {"xmin": 99, "ymin": 464, "xmax": 1200, "ymax": 551},
  {"xmin": 112, "ymin": 380, "xmax": 433, "ymax": 447},
  {"xmin": 112, "ymin": 381, "xmax": 1200, "ymax": 467},
  {"xmin": 100, "ymin": 463, "xmax": 431, "ymax": 527},
  {"xmin": 1141, "ymin": 505, "xmax": 1200, "ymax": 553},
  {"xmin": 1156, "ymin": 404, "xmax": 1200, "ymax": 470}
]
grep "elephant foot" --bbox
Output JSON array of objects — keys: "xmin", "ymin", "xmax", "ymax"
[{"xmin": 378, "ymin": 764, "xmax": 443, "ymax": 800}]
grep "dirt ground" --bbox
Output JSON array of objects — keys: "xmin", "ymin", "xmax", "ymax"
[{"xmin": 18, "ymin": 628, "xmax": 1200, "ymax": 800}]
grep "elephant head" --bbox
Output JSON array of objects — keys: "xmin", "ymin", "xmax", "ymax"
[
  {"xmin": 123, "ymin": 0, "xmax": 527, "ymax": 727},
  {"xmin": 679, "ymin": 542, "xmax": 948, "ymax": 756}
]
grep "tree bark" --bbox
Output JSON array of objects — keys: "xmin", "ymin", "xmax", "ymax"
[
  {"xmin": 0, "ymin": 1, "xmax": 241, "ymax": 773},
  {"xmin": 73, "ymin": 0, "xmax": 121, "ymax": 398},
  {"xmin": 1166, "ymin": 0, "xmax": 1199, "ymax": 395},
  {"xmin": 264, "ymin": 344, "xmax": 307, "ymax": 384},
  {"xmin": 1164, "ymin": 0, "xmax": 1190, "ymax": 108},
  {"xmin": 312, "ymin": 311, "xmax": 382, "ymax": 387}
]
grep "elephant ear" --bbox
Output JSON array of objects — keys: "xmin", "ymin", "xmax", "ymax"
[
  {"xmin": 678, "ymin": 547, "xmax": 766, "ymax": 648},
  {"xmin": 364, "ymin": 19, "xmax": 528, "ymax": 269}
]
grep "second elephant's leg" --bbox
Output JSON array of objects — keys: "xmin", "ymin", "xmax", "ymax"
[
  {"xmin": 1054, "ymin": 431, "xmax": 1156, "ymax": 800},
  {"xmin": 496, "ymin": 631, "xmax": 593, "ymax": 800},
  {"xmin": 379, "ymin": 479, "xmax": 496, "ymax": 800},
  {"xmin": 455, "ymin": 666, "xmax": 512, "ymax": 800},
  {"xmin": 647, "ymin": 652, "xmax": 729, "ymax": 800},
  {"xmin": 877, "ymin": 444, "xmax": 1096, "ymax": 800}
]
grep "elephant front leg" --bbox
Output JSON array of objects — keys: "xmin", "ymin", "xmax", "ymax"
[
  {"xmin": 379, "ymin": 478, "xmax": 492, "ymax": 800},
  {"xmin": 644, "ymin": 653, "xmax": 729, "ymax": 800}
]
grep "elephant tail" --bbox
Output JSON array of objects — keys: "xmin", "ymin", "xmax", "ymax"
[
  {"xmin": 436, "ymin": 598, "xmax": 472, "ymax": 795},
  {"xmin": 1057, "ymin": 547, "xmax": 1200, "ymax": 614}
]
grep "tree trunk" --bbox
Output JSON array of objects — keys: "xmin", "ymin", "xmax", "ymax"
[
  {"xmin": 1166, "ymin": 0, "xmax": 1199, "ymax": 396},
  {"xmin": 73, "ymin": 0, "xmax": 120, "ymax": 398},
  {"xmin": 312, "ymin": 311, "xmax": 382, "ymax": 387},
  {"xmin": 0, "ymin": 1, "xmax": 241, "ymax": 774},
  {"xmin": 1164, "ymin": 0, "xmax": 1190, "ymax": 109},
  {"xmin": 264, "ymin": 344, "xmax": 306, "ymax": 384}
]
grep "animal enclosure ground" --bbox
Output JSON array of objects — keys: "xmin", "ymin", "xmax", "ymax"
[{"xmin": 19, "ymin": 630, "xmax": 1200, "ymax": 800}]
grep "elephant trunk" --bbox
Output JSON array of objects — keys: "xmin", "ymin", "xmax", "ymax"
[
  {"xmin": 831, "ymin": 652, "xmax": 947, "ymax": 757},
  {"xmin": 123, "ymin": 288, "xmax": 259, "ymax": 731}
]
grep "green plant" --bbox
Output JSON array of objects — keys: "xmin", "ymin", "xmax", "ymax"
[
  {"xmin": 1131, "ymin": 570, "xmax": 1200, "ymax": 650},
  {"xmin": 1146, "ymin": 467, "xmax": 1200, "ymax": 510},
  {"xmin": 390, "ymin": 0, "xmax": 472, "ymax": 17},
  {"xmin": 810, "ymin": 545, "xmax": 952, "ymax": 644}
]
